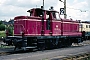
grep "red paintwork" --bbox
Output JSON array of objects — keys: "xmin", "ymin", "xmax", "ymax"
[{"xmin": 14, "ymin": 8, "xmax": 82, "ymax": 37}]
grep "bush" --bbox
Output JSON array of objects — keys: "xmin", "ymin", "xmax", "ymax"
[
  {"xmin": 0, "ymin": 24, "xmax": 5, "ymax": 31},
  {"xmin": 0, "ymin": 31, "xmax": 6, "ymax": 38},
  {"xmin": 0, "ymin": 21, "xmax": 5, "ymax": 31},
  {"xmin": 6, "ymin": 25, "xmax": 13, "ymax": 36}
]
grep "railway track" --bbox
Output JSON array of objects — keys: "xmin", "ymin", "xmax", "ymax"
[
  {"xmin": 0, "ymin": 40, "xmax": 90, "ymax": 56},
  {"xmin": 50, "ymin": 52, "xmax": 90, "ymax": 60},
  {"xmin": 0, "ymin": 49, "xmax": 35, "ymax": 56},
  {"xmin": 0, "ymin": 52, "xmax": 11, "ymax": 56},
  {"xmin": 0, "ymin": 44, "xmax": 90, "ymax": 60}
]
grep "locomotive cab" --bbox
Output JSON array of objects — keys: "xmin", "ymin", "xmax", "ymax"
[
  {"xmin": 27, "ymin": 8, "xmax": 44, "ymax": 17},
  {"xmin": 27, "ymin": 7, "xmax": 60, "ymax": 36},
  {"xmin": 27, "ymin": 7, "xmax": 60, "ymax": 20}
]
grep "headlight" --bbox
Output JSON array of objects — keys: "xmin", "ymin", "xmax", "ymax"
[{"xmin": 20, "ymin": 31, "xmax": 23, "ymax": 34}]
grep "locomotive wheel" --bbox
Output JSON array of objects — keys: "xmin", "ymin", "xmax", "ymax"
[
  {"xmin": 37, "ymin": 39, "xmax": 45, "ymax": 51},
  {"xmin": 67, "ymin": 39, "xmax": 72, "ymax": 47}
]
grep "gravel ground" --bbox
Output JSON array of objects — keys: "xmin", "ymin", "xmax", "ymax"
[
  {"xmin": 72, "ymin": 40, "xmax": 90, "ymax": 46},
  {"xmin": 82, "ymin": 40, "xmax": 90, "ymax": 45},
  {"xmin": 0, "ymin": 40, "xmax": 90, "ymax": 60},
  {"xmin": 0, "ymin": 41, "xmax": 3, "ymax": 45}
]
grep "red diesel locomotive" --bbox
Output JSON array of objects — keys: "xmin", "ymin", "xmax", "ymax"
[{"xmin": 4, "ymin": 7, "xmax": 85, "ymax": 50}]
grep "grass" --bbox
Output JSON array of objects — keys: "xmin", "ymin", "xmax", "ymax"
[
  {"xmin": 0, "ymin": 45, "xmax": 11, "ymax": 48},
  {"xmin": 0, "ymin": 31, "xmax": 13, "ymax": 49},
  {"xmin": 0, "ymin": 43, "xmax": 14, "ymax": 49},
  {"xmin": 0, "ymin": 31, "xmax": 6, "ymax": 38}
]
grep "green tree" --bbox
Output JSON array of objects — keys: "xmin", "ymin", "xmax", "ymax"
[
  {"xmin": 0, "ymin": 24, "xmax": 5, "ymax": 31},
  {"xmin": 0, "ymin": 21, "xmax": 2, "ymax": 25},
  {"xmin": 6, "ymin": 25, "xmax": 13, "ymax": 36},
  {"xmin": 0, "ymin": 21, "xmax": 5, "ymax": 31}
]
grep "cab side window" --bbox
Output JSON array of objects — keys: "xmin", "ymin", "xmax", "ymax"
[
  {"xmin": 52, "ymin": 12, "xmax": 60, "ymax": 20},
  {"xmin": 55, "ymin": 13, "xmax": 60, "ymax": 19},
  {"xmin": 46, "ymin": 12, "xmax": 51, "ymax": 30}
]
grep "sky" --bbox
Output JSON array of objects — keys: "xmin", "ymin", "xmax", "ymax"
[{"xmin": 0, "ymin": 0, "xmax": 90, "ymax": 21}]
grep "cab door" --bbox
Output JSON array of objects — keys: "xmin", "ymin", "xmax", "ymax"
[{"xmin": 45, "ymin": 11, "xmax": 52, "ymax": 36}]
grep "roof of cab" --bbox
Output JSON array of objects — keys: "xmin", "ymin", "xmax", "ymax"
[{"xmin": 29, "ymin": 8, "xmax": 59, "ymax": 13}]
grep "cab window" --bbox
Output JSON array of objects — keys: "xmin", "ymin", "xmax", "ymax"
[
  {"xmin": 55, "ymin": 13, "xmax": 60, "ymax": 19},
  {"xmin": 52, "ymin": 12, "xmax": 60, "ymax": 20},
  {"xmin": 35, "ymin": 9, "xmax": 44, "ymax": 17}
]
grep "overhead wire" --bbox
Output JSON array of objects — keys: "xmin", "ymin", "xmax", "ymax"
[{"xmin": 66, "ymin": 7, "xmax": 89, "ymax": 12}]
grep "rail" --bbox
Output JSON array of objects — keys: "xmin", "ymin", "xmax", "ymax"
[{"xmin": 49, "ymin": 53, "xmax": 90, "ymax": 60}]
